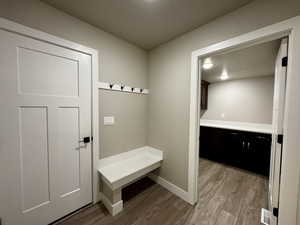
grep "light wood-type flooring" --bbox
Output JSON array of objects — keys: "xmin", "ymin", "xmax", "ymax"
[{"xmin": 55, "ymin": 158, "xmax": 268, "ymax": 225}]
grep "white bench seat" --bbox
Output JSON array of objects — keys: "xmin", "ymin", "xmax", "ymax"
[
  {"xmin": 97, "ymin": 146, "xmax": 163, "ymax": 215},
  {"xmin": 99, "ymin": 152, "xmax": 162, "ymax": 190}
]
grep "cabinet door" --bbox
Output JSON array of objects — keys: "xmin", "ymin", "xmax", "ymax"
[
  {"xmin": 199, "ymin": 126, "xmax": 211, "ymax": 159},
  {"xmin": 224, "ymin": 131, "xmax": 244, "ymax": 167},
  {"xmin": 242, "ymin": 132, "xmax": 271, "ymax": 176},
  {"xmin": 213, "ymin": 128, "xmax": 227, "ymax": 163},
  {"xmin": 252, "ymin": 134, "xmax": 272, "ymax": 176},
  {"xmin": 241, "ymin": 133, "xmax": 256, "ymax": 172},
  {"xmin": 200, "ymin": 127, "xmax": 226, "ymax": 162}
]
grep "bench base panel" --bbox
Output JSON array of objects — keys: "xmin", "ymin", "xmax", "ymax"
[{"xmin": 100, "ymin": 193, "xmax": 123, "ymax": 216}]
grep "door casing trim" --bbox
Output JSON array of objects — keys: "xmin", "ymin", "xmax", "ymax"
[{"xmin": 189, "ymin": 15, "xmax": 300, "ymax": 225}]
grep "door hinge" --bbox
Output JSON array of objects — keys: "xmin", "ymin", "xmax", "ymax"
[
  {"xmin": 273, "ymin": 207, "xmax": 279, "ymax": 217},
  {"xmin": 277, "ymin": 134, "xmax": 283, "ymax": 144},
  {"xmin": 282, "ymin": 56, "xmax": 288, "ymax": 67}
]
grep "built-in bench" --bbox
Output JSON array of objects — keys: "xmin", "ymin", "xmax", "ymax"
[{"xmin": 97, "ymin": 146, "xmax": 163, "ymax": 215}]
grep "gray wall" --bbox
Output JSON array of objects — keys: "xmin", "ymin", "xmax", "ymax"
[
  {"xmin": 201, "ymin": 76, "xmax": 274, "ymax": 124},
  {"xmin": 99, "ymin": 90, "xmax": 148, "ymax": 157},
  {"xmin": 2, "ymin": 0, "xmax": 300, "ymax": 193},
  {"xmin": 0, "ymin": 0, "xmax": 149, "ymax": 158},
  {"xmin": 148, "ymin": 0, "xmax": 300, "ymax": 190}
]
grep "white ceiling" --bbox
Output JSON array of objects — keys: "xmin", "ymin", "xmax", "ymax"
[
  {"xmin": 202, "ymin": 39, "xmax": 281, "ymax": 83},
  {"xmin": 42, "ymin": 0, "xmax": 253, "ymax": 50}
]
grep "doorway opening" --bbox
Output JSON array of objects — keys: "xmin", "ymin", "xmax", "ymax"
[{"xmin": 193, "ymin": 37, "xmax": 288, "ymax": 225}]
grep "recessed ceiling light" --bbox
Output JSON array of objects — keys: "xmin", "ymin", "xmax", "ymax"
[
  {"xmin": 202, "ymin": 58, "xmax": 213, "ymax": 70},
  {"xmin": 220, "ymin": 70, "xmax": 229, "ymax": 80}
]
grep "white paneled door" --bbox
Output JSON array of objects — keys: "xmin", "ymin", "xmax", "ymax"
[
  {"xmin": 0, "ymin": 29, "xmax": 92, "ymax": 225},
  {"xmin": 269, "ymin": 38, "xmax": 288, "ymax": 225}
]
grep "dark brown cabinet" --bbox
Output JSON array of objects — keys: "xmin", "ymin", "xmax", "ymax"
[
  {"xmin": 200, "ymin": 126, "xmax": 271, "ymax": 176},
  {"xmin": 201, "ymin": 80, "xmax": 209, "ymax": 110}
]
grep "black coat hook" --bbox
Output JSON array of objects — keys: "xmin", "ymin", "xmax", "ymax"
[
  {"xmin": 140, "ymin": 88, "xmax": 143, "ymax": 93},
  {"xmin": 109, "ymin": 84, "xmax": 114, "ymax": 89},
  {"xmin": 131, "ymin": 87, "xmax": 134, "ymax": 92},
  {"xmin": 121, "ymin": 85, "xmax": 125, "ymax": 90}
]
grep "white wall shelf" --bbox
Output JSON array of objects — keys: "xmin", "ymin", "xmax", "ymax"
[{"xmin": 97, "ymin": 82, "xmax": 149, "ymax": 95}]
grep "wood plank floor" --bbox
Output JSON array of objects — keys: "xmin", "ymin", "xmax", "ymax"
[{"xmin": 55, "ymin": 159, "xmax": 268, "ymax": 225}]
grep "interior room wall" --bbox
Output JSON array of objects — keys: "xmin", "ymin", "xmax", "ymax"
[
  {"xmin": 0, "ymin": 0, "xmax": 148, "ymax": 158},
  {"xmin": 99, "ymin": 91, "xmax": 148, "ymax": 157},
  {"xmin": 2, "ymin": 0, "xmax": 300, "ymax": 196},
  {"xmin": 148, "ymin": 0, "xmax": 300, "ymax": 191},
  {"xmin": 201, "ymin": 76, "xmax": 274, "ymax": 124}
]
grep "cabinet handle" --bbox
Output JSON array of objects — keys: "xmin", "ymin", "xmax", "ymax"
[
  {"xmin": 242, "ymin": 141, "xmax": 245, "ymax": 149},
  {"xmin": 247, "ymin": 142, "xmax": 250, "ymax": 150}
]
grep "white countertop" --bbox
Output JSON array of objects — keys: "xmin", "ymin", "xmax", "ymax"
[{"xmin": 200, "ymin": 119, "xmax": 273, "ymax": 134}]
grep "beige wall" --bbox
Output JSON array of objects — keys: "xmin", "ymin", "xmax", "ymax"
[
  {"xmin": 2, "ymin": 0, "xmax": 300, "ymax": 193},
  {"xmin": 148, "ymin": 0, "xmax": 300, "ymax": 190},
  {"xmin": 99, "ymin": 90, "xmax": 148, "ymax": 157},
  {"xmin": 202, "ymin": 76, "xmax": 274, "ymax": 124},
  {"xmin": 0, "ymin": 0, "xmax": 149, "ymax": 158}
]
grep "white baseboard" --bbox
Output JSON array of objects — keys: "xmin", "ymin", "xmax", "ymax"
[
  {"xmin": 100, "ymin": 193, "xmax": 123, "ymax": 216},
  {"xmin": 148, "ymin": 173, "xmax": 190, "ymax": 204}
]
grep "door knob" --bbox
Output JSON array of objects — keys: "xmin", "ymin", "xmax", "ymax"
[{"xmin": 79, "ymin": 137, "xmax": 91, "ymax": 144}]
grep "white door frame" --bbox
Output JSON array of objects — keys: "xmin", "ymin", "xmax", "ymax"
[
  {"xmin": 0, "ymin": 17, "xmax": 100, "ymax": 204},
  {"xmin": 189, "ymin": 15, "xmax": 300, "ymax": 225}
]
